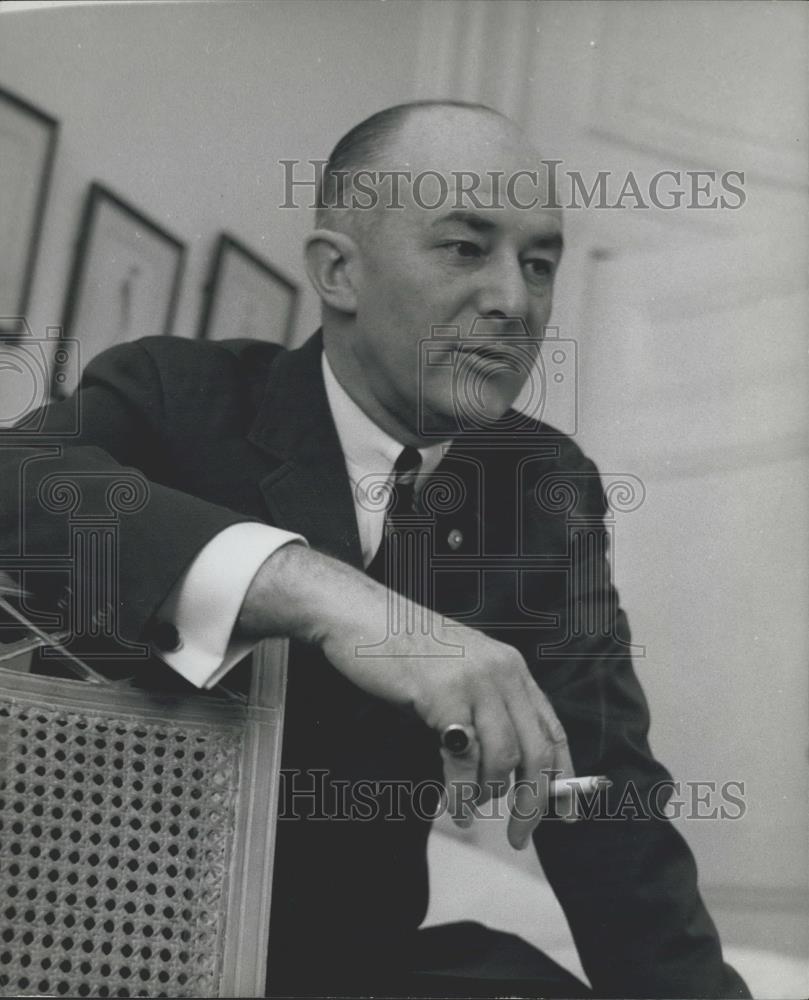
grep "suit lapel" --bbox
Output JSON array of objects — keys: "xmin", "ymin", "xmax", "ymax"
[{"xmin": 247, "ymin": 331, "xmax": 364, "ymax": 569}]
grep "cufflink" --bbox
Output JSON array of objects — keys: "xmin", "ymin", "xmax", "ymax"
[{"xmin": 147, "ymin": 621, "xmax": 183, "ymax": 653}]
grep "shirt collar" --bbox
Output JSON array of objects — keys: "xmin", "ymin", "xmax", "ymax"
[{"xmin": 322, "ymin": 351, "xmax": 448, "ymax": 483}]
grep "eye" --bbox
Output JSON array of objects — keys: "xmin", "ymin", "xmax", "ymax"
[
  {"xmin": 523, "ymin": 258, "xmax": 555, "ymax": 281},
  {"xmin": 442, "ymin": 240, "xmax": 484, "ymax": 259}
]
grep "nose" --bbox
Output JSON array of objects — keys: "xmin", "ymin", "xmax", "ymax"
[{"xmin": 473, "ymin": 250, "xmax": 529, "ymax": 319}]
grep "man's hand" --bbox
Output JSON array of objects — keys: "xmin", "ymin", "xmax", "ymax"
[{"xmin": 237, "ymin": 542, "xmax": 575, "ymax": 849}]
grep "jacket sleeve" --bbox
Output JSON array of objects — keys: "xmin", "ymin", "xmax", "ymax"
[
  {"xmin": 0, "ymin": 340, "xmax": 259, "ymax": 646},
  {"xmin": 523, "ymin": 448, "xmax": 749, "ymax": 998}
]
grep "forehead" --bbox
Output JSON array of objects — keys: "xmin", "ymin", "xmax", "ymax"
[
  {"xmin": 391, "ymin": 107, "xmax": 537, "ymax": 173},
  {"xmin": 370, "ymin": 109, "xmax": 562, "ymax": 237}
]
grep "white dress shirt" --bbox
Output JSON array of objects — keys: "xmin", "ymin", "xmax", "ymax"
[{"xmin": 153, "ymin": 351, "xmax": 448, "ymax": 688}]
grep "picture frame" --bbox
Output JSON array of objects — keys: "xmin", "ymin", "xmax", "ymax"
[
  {"xmin": 54, "ymin": 182, "xmax": 185, "ymax": 396},
  {"xmin": 0, "ymin": 86, "xmax": 59, "ymax": 341},
  {"xmin": 198, "ymin": 233, "xmax": 299, "ymax": 346}
]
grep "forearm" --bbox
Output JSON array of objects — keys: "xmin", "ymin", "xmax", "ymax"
[
  {"xmin": 236, "ymin": 542, "xmax": 389, "ymax": 646},
  {"xmin": 235, "ymin": 542, "xmax": 437, "ymax": 708}
]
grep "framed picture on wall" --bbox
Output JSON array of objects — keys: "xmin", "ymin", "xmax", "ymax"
[
  {"xmin": 0, "ymin": 86, "xmax": 59, "ymax": 341},
  {"xmin": 54, "ymin": 183, "xmax": 185, "ymax": 396},
  {"xmin": 198, "ymin": 234, "xmax": 298, "ymax": 346}
]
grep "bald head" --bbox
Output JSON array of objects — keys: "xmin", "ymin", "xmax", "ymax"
[{"xmin": 316, "ymin": 100, "xmax": 545, "ymax": 240}]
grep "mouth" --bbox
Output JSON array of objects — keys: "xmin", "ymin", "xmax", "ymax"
[{"xmin": 454, "ymin": 343, "xmax": 529, "ymax": 373}]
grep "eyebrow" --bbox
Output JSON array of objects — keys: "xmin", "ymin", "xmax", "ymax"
[
  {"xmin": 431, "ymin": 210, "xmax": 497, "ymax": 233},
  {"xmin": 431, "ymin": 210, "xmax": 564, "ymax": 251}
]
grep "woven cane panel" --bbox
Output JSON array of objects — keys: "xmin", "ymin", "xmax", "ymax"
[{"xmin": 0, "ymin": 696, "xmax": 244, "ymax": 998}]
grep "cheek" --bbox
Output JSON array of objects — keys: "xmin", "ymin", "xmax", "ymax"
[
  {"xmin": 375, "ymin": 250, "xmax": 461, "ymax": 315},
  {"xmin": 359, "ymin": 265, "xmax": 426, "ymax": 340},
  {"xmin": 531, "ymin": 287, "xmax": 555, "ymax": 328},
  {"xmin": 357, "ymin": 255, "xmax": 471, "ymax": 380}
]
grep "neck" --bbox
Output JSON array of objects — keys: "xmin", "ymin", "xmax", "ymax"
[{"xmin": 322, "ymin": 328, "xmax": 431, "ymax": 448}]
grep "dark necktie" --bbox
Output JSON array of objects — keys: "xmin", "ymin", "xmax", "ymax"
[{"xmin": 366, "ymin": 445, "xmax": 423, "ymax": 588}]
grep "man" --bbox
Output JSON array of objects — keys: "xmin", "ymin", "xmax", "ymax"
[{"xmin": 0, "ymin": 101, "xmax": 748, "ymax": 997}]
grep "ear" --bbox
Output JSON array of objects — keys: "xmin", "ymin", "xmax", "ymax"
[{"xmin": 304, "ymin": 228, "xmax": 360, "ymax": 315}]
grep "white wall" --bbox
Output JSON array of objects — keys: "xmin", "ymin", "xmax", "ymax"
[{"xmin": 0, "ymin": 0, "xmax": 424, "ymax": 349}]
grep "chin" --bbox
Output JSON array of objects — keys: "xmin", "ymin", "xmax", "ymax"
[
  {"xmin": 416, "ymin": 392, "xmax": 514, "ymax": 439},
  {"xmin": 459, "ymin": 381, "xmax": 519, "ymax": 424}
]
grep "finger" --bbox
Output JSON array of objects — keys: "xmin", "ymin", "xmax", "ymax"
[
  {"xmin": 535, "ymin": 688, "xmax": 577, "ymax": 822},
  {"xmin": 472, "ymin": 695, "xmax": 521, "ymax": 802},
  {"xmin": 503, "ymin": 689, "xmax": 557, "ymax": 849},
  {"xmin": 439, "ymin": 723, "xmax": 481, "ymax": 828},
  {"xmin": 522, "ymin": 677, "xmax": 578, "ymax": 822},
  {"xmin": 520, "ymin": 671, "xmax": 574, "ymax": 778},
  {"xmin": 554, "ymin": 742, "xmax": 580, "ymax": 824}
]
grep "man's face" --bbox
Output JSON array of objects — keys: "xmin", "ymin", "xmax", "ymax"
[{"xmin": 346, "ymin": 113, "xmax": 563, "ymax": 440}]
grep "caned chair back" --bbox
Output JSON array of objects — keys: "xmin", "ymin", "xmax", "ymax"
[{"xmin": 0, "ymin": 639, "xmax": 288, "ymax": 998}]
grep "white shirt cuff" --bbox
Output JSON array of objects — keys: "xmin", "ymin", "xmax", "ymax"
[{"xmin": 152, "ymin": 522, "xmax": 305, "ymax": 689}]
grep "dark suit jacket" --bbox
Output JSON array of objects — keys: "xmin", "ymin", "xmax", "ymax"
[{"xmin": 0, "ymin": 332, "xmax": 748, "ymax": 997}]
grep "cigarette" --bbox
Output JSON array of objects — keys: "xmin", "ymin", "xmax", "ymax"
[{"xmin": 549, "ymin": 775, "xmax": 611, "ymax": 796}]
